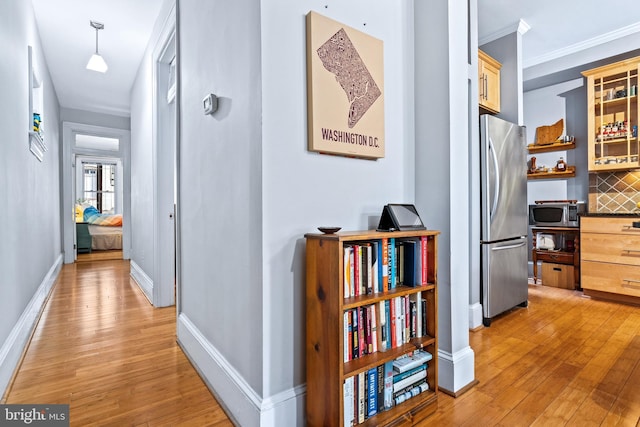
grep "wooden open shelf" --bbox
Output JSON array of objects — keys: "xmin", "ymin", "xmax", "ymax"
[
  {"xmin": 527, "ymin": 166, "xmax": 576, "ymax": 180},
  {"xmin": 527, "ymin": 141, "xmax": 575, "ymax": 154}
]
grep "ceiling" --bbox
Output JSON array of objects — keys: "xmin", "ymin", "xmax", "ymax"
[
  {"xmin": 30, "ymin": 0, "xmax": 165, "ymax": 117},
  {"xmin": 29, "ymin": 1, "xmax": 640, "ymax": 117},
  {"xmin": 478, "ymin": 0, "xmax": 640, "ymax": 69}
]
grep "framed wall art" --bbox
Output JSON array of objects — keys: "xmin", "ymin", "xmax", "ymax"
[{"xmin": 306, "ymin": 11, "xmax": 385, "ymax": 160}]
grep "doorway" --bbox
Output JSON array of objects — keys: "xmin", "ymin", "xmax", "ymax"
[{"xmin": 62, "ymin": 123, "xmax": 131, "ymax": 265}]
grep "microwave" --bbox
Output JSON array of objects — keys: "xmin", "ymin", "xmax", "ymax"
[{"xmin": 529, "ymin": 202, "xmax": 585, "ymax": 228}]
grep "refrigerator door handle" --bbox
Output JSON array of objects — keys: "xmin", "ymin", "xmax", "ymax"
[
  {"xmin": 491, "ymin": 241, "xmax": 526, "ymax": 251},
  {"xmin": 489, "ymin": 136, "xmax": 500, "ymax": 220}
]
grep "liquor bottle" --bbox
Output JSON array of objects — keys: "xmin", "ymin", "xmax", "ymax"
[{"xmin": 556, "ymin": 157, "xmax": 567, "ymax": 172}]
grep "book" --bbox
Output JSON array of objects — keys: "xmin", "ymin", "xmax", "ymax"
[
  {"xmin": 392, "ymin": 350, "xmax": 433, "ymax": 373},
  {"xmin": 352, "ymin": 309, "xmax": 359, "ymax": 359},
  {"xmin": 409, "ymin": 300, "xmax": 417, "ymax": 339},
  {"xmin": 409, "ymin": 292, "xmax": 423, "ymax": 338},
  {"xmin": 364, "ymin": 305, "xmax": 372, "ymax": 354},
  {"xmin": 381, "ymin": 238, "xmax": 389, "ymax": 292},
  {"xmin": 343, "ymin": 311, "xmax": 350, "ymax": 362},
  {"xmin": 388, "ymin": 238, "xmax": 396, "ymax": 290},
  {"xmin": 371, "ymin": 240, "xmax": 379, "ymax": 294},
  {"xmin": 370, "ymin": 304, "xmax": 379, "ymax": 353},
  {"xmin": 395, "ymin": 297, "xmax": 403, "ymax": 346},
  {"xmin": 352, "ymin": 245, "xmax": 362, "ymax": 296},
  {"xmin": 394, "ymin": 380, "xmax": 429, "ymax": 406},
  {"xmin": 421, "ymin": 299, "xmax": 427, "ymax": 336},
  {"xmin": 358, "ymin": 307, "xmax": 366, "ymax": 357},
  {"xmin": 383, "ymin": 361, "xmax": 394, "ymax": 410},
  {"xmin": 378, "ymin": 300, "xmax": 387, "ymax": 351},
  {"xmin": 398, "ymin": 243, "xmax": 405, "ymax": 286},
  {"xmin": 343, "ymin": 376, "xmax": 355, "ymax": 427},
  {"xmin": 385, "ymin": 299, "xmax": 392, "ymax": 350},
  {"xmin": 376, "ymin": 364, "xmax": 385, "ymax": 414},
  {"xmin": 389, "ymin": 297, "xmax": 397, "ymax": 348},
  {"xmin": 392, "ymin": 367, "xmax": 426, "ymax": 393},
  {"xmin": 420, "ymin": 236, "xmax": 428, "ymax": 286},
  {"xmin": 404, "ymin": 295, "xmax": 410, "ymax": 343},
  {"xmin": 343, "ymin": 246, "xmax": 352, "ymax": 298},
  {"xmin": 393, "ymin": 363, "xmax": 427, "ymax": 384},
  {"xmin": 349, "ymin": 246, "xmax": 355, "ymax": 297},
  {"xmin": 367, "ymin": 367, "xmax": 377, "ymax": 418},
  {"xmin": 358, "ymin": 371, "xmax": 366, "ymax": 424}
]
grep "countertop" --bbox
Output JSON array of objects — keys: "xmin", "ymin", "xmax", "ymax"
[{"xmin": 581, "ymin": 212, "xmax": 640, "ymax": 217}]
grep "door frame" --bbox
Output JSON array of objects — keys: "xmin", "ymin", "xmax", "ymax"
[
  {"xmin": 151, "ymin": 4, "xmax": 177, "ymax": 307},
  {"xmin": 62, "ymin": 122, "xmax": 131, "ymax": 263}
]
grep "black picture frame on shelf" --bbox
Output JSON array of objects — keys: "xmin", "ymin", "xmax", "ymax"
[{"xmin": 377, "ymin": 204, "xmax": 426, "ymax": 231}]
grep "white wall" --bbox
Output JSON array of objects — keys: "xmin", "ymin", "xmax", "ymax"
[
  {"xmin": 60, "ymin": 107, "xmax": 130, "ymax": 131},
  {"xmin": 414, "ymin": 0, "xmax": 475, "ymax": 393},
  {"xmin": 130, "ymin": 0, "xmax": 175, "ymax": 293},
  {"xmin": 178, "ymin": 0, "xmax": 415, "ymax": 424},
  {"xmin": 0, "ymin": 0, "xmax": 61, "ymax": 396}
]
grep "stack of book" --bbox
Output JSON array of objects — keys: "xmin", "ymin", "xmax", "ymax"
[{"xmin": 342, "ymin": 350, "xmax": 433, "ymax": 426}]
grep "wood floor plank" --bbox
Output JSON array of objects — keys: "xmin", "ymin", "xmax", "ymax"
[
  {"xmin": 5, "ymin": 262, "xmax": 640, "ymax": 426},
  {"xmin": 4, "ymin": 260, "xmax": 233, "ymax": 426}
]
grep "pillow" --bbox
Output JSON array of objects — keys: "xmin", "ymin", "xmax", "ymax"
[{"xmin": 75, "ymin": 204, "xmax": 85, "ymax": 222}]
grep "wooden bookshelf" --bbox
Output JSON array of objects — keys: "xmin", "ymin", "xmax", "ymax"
[
  {"xmin": 527, "ymin": 166, "xmax": 576, "ymax": 180},
  {"xmin": 305, "ymin": 229, "xmax": 439, "ymax": 426}
]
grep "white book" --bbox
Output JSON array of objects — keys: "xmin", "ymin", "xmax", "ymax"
[
  {"xmin": 370, "ymin": 304, "xmax": 378, "ymax": 353},
  {"xmin": 394, "ymin": 297, "xmax": 402, "ymax": 348},
  {"xmin": 343, "ymin": 247, "xmax": 351, "ymax": 299},
  {"xmin": 393, "ymin": 350, "xmax": 433, "ymax": 373},
  {"xmin": 392, "ymin": 369, "xmax": 426, "ymax": 393},
  {"xmin": 358, "ymin": 371, "xmax": 365, "ymax": 424},
  {"xmin": 343, "ymin": 376, "xmax": 354, "ymax": 427},
  {"xmin": 378, "ymin": 300, "xmax": 387, "ymax": 351},
  {"xmin": 343, "ymin": 311, "xmax": 349, "ymax": 362}
]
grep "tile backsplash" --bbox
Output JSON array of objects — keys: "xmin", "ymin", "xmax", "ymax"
[{"xmin": 589, "ymin": 171, "xmax": 640, "ymax": 213}]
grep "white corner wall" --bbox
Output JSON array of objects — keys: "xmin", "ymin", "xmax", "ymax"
[
  {"xmin": 130, "ymin": 0, "xmax": 175, "ymax": 298},
  {"xmin": 177, "ymin": 0, "xmax": 415, "ymax": 425},
  {"xmin": 0, "ymin": 1, "xmax": 62, "ymax": 397}
]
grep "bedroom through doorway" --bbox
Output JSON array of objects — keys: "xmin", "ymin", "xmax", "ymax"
[{"xmin": 74, "ymin": 146, "xmax": 124, "ymax": 262}]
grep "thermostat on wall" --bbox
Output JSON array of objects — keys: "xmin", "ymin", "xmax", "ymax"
[{"xmin": 203, "ymin": 93, "xmax": 218, "ymax": 115}]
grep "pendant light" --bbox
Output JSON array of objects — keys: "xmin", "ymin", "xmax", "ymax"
[{"xmin": 86, "ymin": 21, "xmax": 108, "ymax": 73}]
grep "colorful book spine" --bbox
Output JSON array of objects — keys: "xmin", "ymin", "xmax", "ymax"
[
  {"xmin": 372, "ymin": 241, "xmax": 380, "ymax": 294},
  {"xmin": 367, "ymin": 367, "xmax": 377, "ymax": 418},
  {"xmin": 383, "ymin": 361, "xmax": 394, "ymax": 410},
  {"xmin": 381, "ymin": 238, "xmax": 389, "ymax": 292},
  {"xmin": 349, "ymin": 247, "xmax": 355, "ymax": 297},
  {"xmin": 343, "ymin": 311, "xmax": 350, "ymax": 362},
  {"xmin": 353, "ymin": 244, "xmax": 360, "ymax": 297},
  {"xmin": 358, "ymin": 371, "xmax": 366, "ymax": 424},
  {"xmin": 421, "ymin": 236, "xmax": 428, "ymax": 286},
  {"xmin": 389, "ymin": 297, "xmax": 397, "ymax": 348},
  {"xmin": 389, "ymin": 238, "xmax": 396, "ymax": 290},
  {"xmin": 370, "ymin": 304, "xmax": 379, "ymax": 353},
  {"xmin": 352, "ymin": 309, "xmax": 359, "ymax": 359},
  {"xmin": 376, "ymin": 364, "xmax": 385, "ymax": 414}
]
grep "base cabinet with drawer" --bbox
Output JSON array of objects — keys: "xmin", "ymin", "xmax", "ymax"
[{"xmin": 581, "ymin": 216, "xmax": 640, "ymax": 304}]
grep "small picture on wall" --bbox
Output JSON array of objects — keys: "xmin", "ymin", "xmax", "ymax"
[{"xmin": 306, "ymin": 11, "xmax": 385, "ymax": 160}]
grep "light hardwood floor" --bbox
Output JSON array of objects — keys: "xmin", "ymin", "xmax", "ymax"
[
  {"xmin": 4, "ymin": 260, "xmax": 639, "ymax": 426},
  {"xmin": 419, "ymin": 284, "xmax": 640, "ymax": 426},
  {"xmin": 4, "ymin": 260, "xmax": 234, "ymax": 426}
]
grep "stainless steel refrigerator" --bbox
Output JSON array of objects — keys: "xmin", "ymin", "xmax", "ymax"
[{"xmin": 480, "ymin": 114, "xmax": 528, "ymax": 327}]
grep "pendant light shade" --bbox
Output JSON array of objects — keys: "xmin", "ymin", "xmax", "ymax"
[{"xmin": 86, "ymin": 21, "xmax": 108, "ymax": 73}]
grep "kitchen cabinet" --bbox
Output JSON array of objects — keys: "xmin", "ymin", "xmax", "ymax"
[
  {"xmin": 581, "ymin": 216, "xmax": 640, "ymax": 305},
  {"xmin": 582, "ymin": 57, "xmax": 640, "ymax": 172},
  {"xmin": 531, "ymin": 226, "xmax": 580, "ymax": 289},
  {"xmin": 478, "ymin": 50, "xmax": 501, "ymax": 114}
]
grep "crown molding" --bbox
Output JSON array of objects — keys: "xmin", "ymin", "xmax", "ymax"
[
  {"xmin": 479, "ymin": 19, "xmax": 530, "ymax": 46},
  {"xmin": 524, "ymin": 21, "xmax": 640, "ymax": 68}
]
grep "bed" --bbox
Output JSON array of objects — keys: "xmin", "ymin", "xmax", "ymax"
[{"xmin": 76, "ymin": 204, "xmax": 123, "ymax": 251}]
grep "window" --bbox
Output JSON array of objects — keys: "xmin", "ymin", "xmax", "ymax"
[{"xmin": 82, "ymin": 162, "xmax": 116, "ymax": 214}]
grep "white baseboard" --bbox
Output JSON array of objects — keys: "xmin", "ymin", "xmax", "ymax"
[
  {"xmin": 130, "ymin": 260, "xmax": 153, "ymax": 304},
  {"xmin": 469, "ymin": 302, "xmax": 483, "ymax": 330},
  {"xmin": 177, "ymin": 313, "xmax": 306, "ymax": 427},
  {"xmin": 0, "ymin": 254, "xmax": 63, "ymax": 398},
  {"xmin": 437, "ymin": 346, "xmax": 475, "ymax": 394}
]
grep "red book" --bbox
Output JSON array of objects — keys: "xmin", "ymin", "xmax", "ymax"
[
  {"xmin": 358, "ymin": 307, "xmax": 366, "ymax": 357},
  {"xmin": 353, "ymin": 245, "xmax": 360, "ymax": 296}
]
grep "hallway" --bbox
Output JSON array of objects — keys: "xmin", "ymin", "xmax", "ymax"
[{"xmin": 4, "ymin": 260, "xmax": 233, "ymax": 426}]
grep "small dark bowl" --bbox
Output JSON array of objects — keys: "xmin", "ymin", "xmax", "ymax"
[{"xmin": 318, "ymin": 227, "xmax": 341, "ymax": 234}]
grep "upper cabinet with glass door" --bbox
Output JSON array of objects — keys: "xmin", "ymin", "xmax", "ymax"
[{"xmin": 582, "ymin": 57, "xmax": 640, "ymax": 172}]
